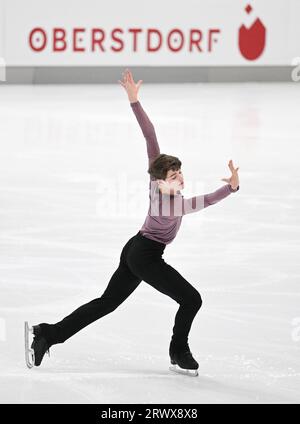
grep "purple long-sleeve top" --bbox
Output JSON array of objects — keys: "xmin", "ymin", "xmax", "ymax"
[{"xmin": 130, "ymin": 100, "xmax": 239, "ymax": 245}]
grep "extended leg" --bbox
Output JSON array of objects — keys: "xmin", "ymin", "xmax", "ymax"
[{"xmin": 40, "ymin": 261, "xmax": 142, "ymax": 345}]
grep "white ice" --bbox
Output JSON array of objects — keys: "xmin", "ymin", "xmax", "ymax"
[{"xmin": 0, "ymin": 82, "xmax": 299, "ymax": 404}]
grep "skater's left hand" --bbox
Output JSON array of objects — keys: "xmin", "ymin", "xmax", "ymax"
[{"xmin": 221, "ymin": 159, "xmax": 239, "ymax": 190}]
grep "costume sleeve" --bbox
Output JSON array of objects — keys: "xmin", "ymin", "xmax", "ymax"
[
  {"xmin": 130, "ymin": 101, "xmax": 160, "ymax": 172},
  {"xmin": 182, "ymin": 184, "xmax": 239, "ymax": 215}
]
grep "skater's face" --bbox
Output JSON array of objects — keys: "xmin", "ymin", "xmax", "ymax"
[{"xmin": 158, "ymin": 168, "xmax": 184, "ymax": 195}]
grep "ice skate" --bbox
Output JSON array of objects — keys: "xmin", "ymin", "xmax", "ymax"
[
  {"xmin": 24, "ymin": 321, "xmax": 50, "ymax": 368},
  {"xmin": 169, "ymin": 341, "xmax": 199, "ymax": 377}
]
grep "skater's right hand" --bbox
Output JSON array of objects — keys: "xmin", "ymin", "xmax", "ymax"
[{"xmin": 118, "ymin": 68, "xmax": 143, "ymax": 103}]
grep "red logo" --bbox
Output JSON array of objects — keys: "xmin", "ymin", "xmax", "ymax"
[{"xmin": 238, "ymin": 4, "xmax": 266, "ymax": 60}]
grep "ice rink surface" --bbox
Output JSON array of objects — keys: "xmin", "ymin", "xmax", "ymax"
[{"xmin": 0, "ymin": 82, "xmax": 299, "ymax": 403}]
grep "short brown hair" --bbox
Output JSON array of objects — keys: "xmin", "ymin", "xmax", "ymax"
[{"xmin": 148, "ymin": 153, "xmax": 182, "ymax": 180}]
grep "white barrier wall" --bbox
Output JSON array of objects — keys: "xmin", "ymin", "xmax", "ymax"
[{"xmin": 1, "ymin": 0, "xmax": 300, "ymax": 67}]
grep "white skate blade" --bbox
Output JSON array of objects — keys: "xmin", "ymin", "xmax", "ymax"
[
  {"xmin": 169, "ymin": 364, "xmax": 198, "ymax": 377},
  {"xmin": 24, "ymin": 321, "xmax": 35, "ymax": 369}
]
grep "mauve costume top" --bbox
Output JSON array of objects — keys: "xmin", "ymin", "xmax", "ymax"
[{"xmin": 130, "ymin": 100, "xmax": 239, "ymax": 245}]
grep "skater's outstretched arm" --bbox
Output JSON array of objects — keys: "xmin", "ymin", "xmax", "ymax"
[
  {"xmin": 181, "ymin": 184, "xmax": 238, "ymax": 215},
  {"xmin": 180, "ymin": 160, "xmax": 240, "ymax": 215},
  {"xmin": 118, "ymin": 69, "xmax": 160, "ymax": 167}
]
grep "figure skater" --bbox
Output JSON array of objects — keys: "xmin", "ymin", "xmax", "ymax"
[{"xmin": 25, "ymin": 69, "xmax": 240, "ymax": 376}]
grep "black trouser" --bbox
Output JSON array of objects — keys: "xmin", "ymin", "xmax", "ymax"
[{"xmin": 41, "ymin": 231, "xmax": 202, "ymax": 347}]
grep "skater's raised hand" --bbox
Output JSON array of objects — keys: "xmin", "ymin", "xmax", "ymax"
[
  {"xmin": 221, "ymin": 159, "xmax": 240, "ymax": 190},
  {"xmin": 118, "ymin": 68, "xmax": 143, "ymax": 103}
]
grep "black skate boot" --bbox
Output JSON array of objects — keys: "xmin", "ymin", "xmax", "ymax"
[
  {"xmin": 30, "ymin": 325, "xmax": 51, "ymax": 367},
  {"xmin": 169, "ymin": 340, "xmax": 199, "ymax": 377}
]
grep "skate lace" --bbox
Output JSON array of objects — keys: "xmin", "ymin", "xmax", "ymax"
[
  {"xmin": 182, "ymin": 350, "xmax": 193, "ymax": 359},
  {"xmin": 33, "ymin": 333, "xmax": 50, "ymax": 356}
]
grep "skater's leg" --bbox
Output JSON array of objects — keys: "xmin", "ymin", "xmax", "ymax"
[
  {"xmin": 127, "ymin": 255, "xmax": 202, "ymax": 347},
  {"xmin": 40, "ymin": 260, "xmax": 142, "ymax": 345}
]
